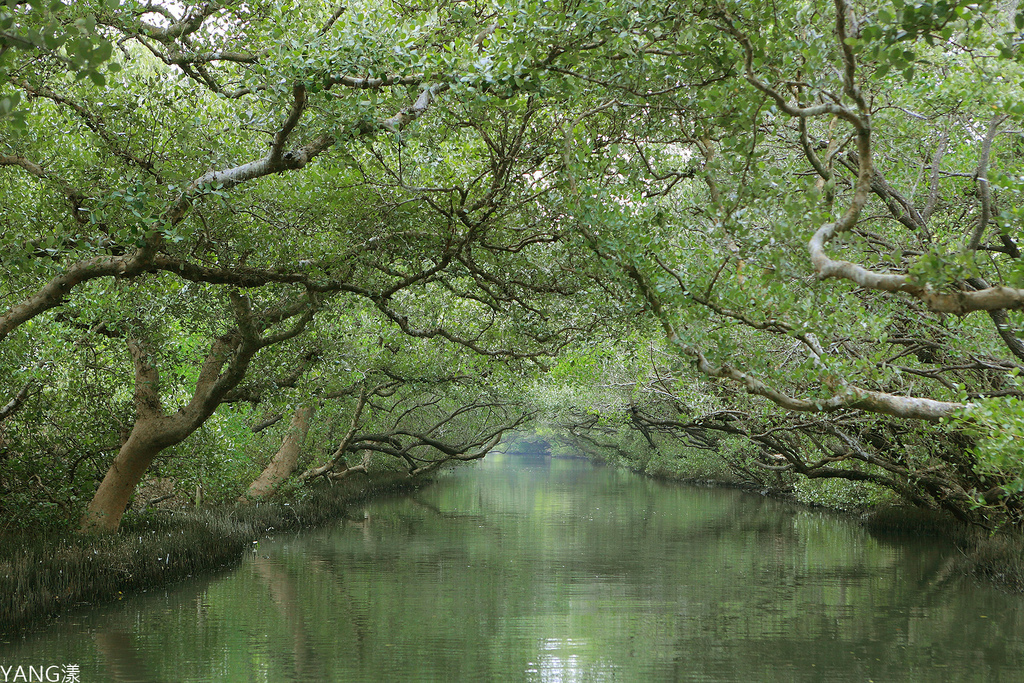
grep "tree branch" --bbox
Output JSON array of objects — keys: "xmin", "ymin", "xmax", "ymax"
[
  {"xmin": 0, "ymin": 154, "xmax": 88, "ymax": 224},
  {"xmin": 0, "ymin": 381, "xmax": 38, "ymax": 423},
  {"xmin": 967, "ymin": 114, "xmax": 1007, "ymax": 252},
  {"xmin": 613, "ymin": 254, "xmax": 964, "ymax": 422}
]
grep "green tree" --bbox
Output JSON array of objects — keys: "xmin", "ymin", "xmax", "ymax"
[
  {"xmin": 0, "ymin": 0, "xmax": 611, "ymax": 531},
  {"xmin": 5, "ymin": 0, "xmax": 1024, "ymax": 534},
  {"xmin": 534, "ymin": 0, "xmax": 1024, "ymax": 524}
]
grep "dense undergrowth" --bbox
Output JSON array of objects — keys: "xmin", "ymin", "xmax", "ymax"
[{"xmin": 0, "ymin": 473, "xmax": 421, "ymax": 636}]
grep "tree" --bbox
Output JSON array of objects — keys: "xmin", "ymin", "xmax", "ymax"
[
  {"xmin": 239, "ymin": 310, "xmax": 538, "ymax": 500},
  {"xmin": 529, "ymin": 0, "xmax": 1024, "ymax": 524},
  {"xmin": 1, "ymin": 0, "xmax": 614, "ymax": 531},
  {"xmin": 79, "ymin": 289, "xmax": 316, "ymax": 531},
  {"xmin": 242, "ymin": 402, "xmax": 314, "ymax": 500},
  {"xmin": 4, "ymin": 0, "xmax": 1024, "ymax": 533}
]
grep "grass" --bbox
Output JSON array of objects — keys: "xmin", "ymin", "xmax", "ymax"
[
  {"xmin": 848, "ymin": 504, "xmax": 1024, "ymax": 592},
  {"xmin": 628, "ymin": 457, "xmax": 1024, "ymax": 594},
  {"xmin": 953, "ymin": 529, "xmax": 1024, "ymax": 592},
  {"xmin": 859, "ymin": 504, "xmax": 975, "ymax": 540},
  {"xmin": 0, "ymin": 472, "xmax": 422, "ymax": 636}
]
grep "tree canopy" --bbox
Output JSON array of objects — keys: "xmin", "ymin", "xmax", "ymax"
[{"xmin": 2, "ymin": 0, "xmax": 1024, "ymax": 532}]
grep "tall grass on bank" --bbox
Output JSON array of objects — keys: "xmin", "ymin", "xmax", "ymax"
[
  {"xmin": 861, "ymin": 504, "xmax": 1024, "ymax": 592},
  {"xmin": 627, "ymin": 445, "xmax": 1024, "ymax": 594},
  {"xmin": 955, "ymin": 532, "xmax": 1024, "ymax": 592},
  {"xmin": 0, "ymin": 473, "xmax": 420, "ymax": 636}
]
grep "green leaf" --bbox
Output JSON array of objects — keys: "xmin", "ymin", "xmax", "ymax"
[{"xmin": 0, "ymin": 94, "xmax": 18, "ymax": 115}]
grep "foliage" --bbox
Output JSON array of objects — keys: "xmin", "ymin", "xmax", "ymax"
[{"xmin": 3, "ymin": 0, "xmax": 1024, "ymax": 532}]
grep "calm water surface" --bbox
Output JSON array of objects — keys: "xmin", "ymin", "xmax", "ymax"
[{"xmin": 3, "ymin": 454, "xmax": 1023, "ymax": 682}]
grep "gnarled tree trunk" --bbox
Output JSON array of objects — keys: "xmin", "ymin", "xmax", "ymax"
[
  {"xmin": 79, "ymin": 292, "xmax": 315, "ymax": 533},
  {"xmin": 80, "ymin": 423, "xmax": 181, "ymax": 533},
  {"xmin": 80, "ymin": 332, "xmax": 252, "ymax": 533},
  {"xmin": 242, "ymin": 403, "xmax": 315, "ymax": 501}
]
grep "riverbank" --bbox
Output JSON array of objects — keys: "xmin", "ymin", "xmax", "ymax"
[
  {"xmin": 0, "ymin": 473, "xmax": 425, "ymax": 637},
  {"xmin": 613, "ymin": 457, "xmax": 1024, "ymax": 594}
]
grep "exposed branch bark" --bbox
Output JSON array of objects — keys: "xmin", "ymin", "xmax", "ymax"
[
  {"xmin": 269, "ymin": 85, "xmax": 308, "ymax": 164},
  {"xmin": 967, "ymin": 114, "xmax": 1007, "ymax": 252},
  {"xmin": 838, "ymin": 151, "xmax": 927, "ymax": 233},
  {"xmin": 319, "ymin": 3, "xmax": 347, "ymax": 35},
  {"xmin": 325, "ymin": 74, "xmax": 423, "ymax": 90},
  {"xmin": 299, "ymin": 383, "xmax": 370, "ymax": 482},
  {"xmin": 966, "ymin": 277, "xmax": 1024, "ymax": 362},
  {"xmin": 135, "ymin": 1, "xmax": 225, "ymax": 41},
  {"xmin": 408, "ymin": 431, "xmax": 504, "ymax": 476},
  {"xmin": 376, "ymin": 84, "xmax": 451, "ymax": 134},
  {"xmin": 251, "ymin": 412, "xmax": 284, "ymax": 433},
  {"xmin": 0, "ymin": 381, "xmax": 38, "ymax": 423},
  {"xmin": 717, "ymin": 6, "xmax": 865, "ymax": 129}
]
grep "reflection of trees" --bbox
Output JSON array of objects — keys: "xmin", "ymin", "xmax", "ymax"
[
  {"xmin": 251, "ymin": 555, "xmax": 325, "ymax": 681},
  {"xmin": 94, "ymin": 631, "xmax": 167, "ymax": 683},
  {"xmin": 294, "ymin": 548, "xmax": 374, "ymax": 664},
  {"xmin": 7, "ymin": 462, "xmax": 1024, "ymax": 680},
  {"xmin": 76, "ymin": 576, "xmax": 218, "ymax": 682}
]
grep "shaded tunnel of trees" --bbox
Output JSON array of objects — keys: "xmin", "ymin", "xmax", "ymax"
[{"xmin": 2, "ymin": 0, "xmax": 1024, "ymax": 533}]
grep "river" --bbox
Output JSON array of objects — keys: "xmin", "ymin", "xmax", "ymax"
[{"xmin": 2, "ymin": 453, "xmax": 1023, "ymax": 681}]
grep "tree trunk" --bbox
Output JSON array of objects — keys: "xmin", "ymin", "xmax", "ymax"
[
  {"xmin": 242, "ymin": 404, "xmax": 315, "ymax": 501},
  {"xmin": 78, "ymin": 294, "xmax": 313, "ymax": 533},
  {"xmin": 79, "ymin": 334, "xmax": 245, "ymax": 533},
  {"xmin": 79, "ymin": 420, "xmax": 178, "ymax": 533}
]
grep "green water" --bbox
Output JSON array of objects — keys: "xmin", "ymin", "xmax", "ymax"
[{"xmin": 3, "ymin": 454, "xmax": 1023, "ymax": 682}]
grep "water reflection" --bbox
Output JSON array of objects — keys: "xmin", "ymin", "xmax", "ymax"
[
  {"xmin": 93, "ymin": 631, "xmax": 166, "ymax": 683},
  {"xmin": 2, "ymin": 453, "xmax": 1023, "ymax": 682}
]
